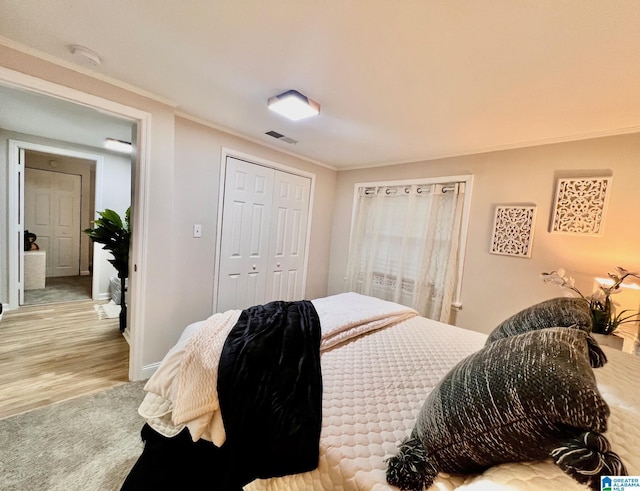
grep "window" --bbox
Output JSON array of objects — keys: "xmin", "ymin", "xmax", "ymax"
[{"xmin": 345, "ymin": 176, "xmax": 472, "ymax": 322}]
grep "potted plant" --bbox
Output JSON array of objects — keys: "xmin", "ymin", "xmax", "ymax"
[
  {"xmin": 84, "ymin": 207, "xmax": 131, "ymax": 332},
  {"xmin": 541, "ymin": 267, "xmax": 640, "ymax": 336}
]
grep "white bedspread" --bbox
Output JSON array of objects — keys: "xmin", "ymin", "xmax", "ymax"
[
  {"xmin": 314, "ymin": 291, "xmax": 417, "ymax": 351},
  {"xmin": 138, "ymin": 293, "xmax": 416, "ymax": 446},
  {"xmin": 246, "ymin": 314, "xmax": 640, "ymax": 491}
]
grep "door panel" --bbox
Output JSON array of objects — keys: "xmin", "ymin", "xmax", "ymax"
[
  {"xmin": 217, "ymin": 158, "xmax": 274, "ymax": 312},
  {"xmin": 265, "ymin": 170, "xmax": 311, "ymax": 303},
  {"xmin": 25, "ymin": 168, "xmax": 81, "ymax": 277},
  {"xmin": 249, "ymin": 203, "xmax": 267, "ymax": 256},
  {"xmin": 34, "ymin": 192, "xmax": 51, "ymax": 225},
  {"xmin": 56, "ymin": 236, "xmax": 75, "ymax": 268}
]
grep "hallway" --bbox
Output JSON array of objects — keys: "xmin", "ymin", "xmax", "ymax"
[{"xmin": 0, "ymin": 300, "xmax": 129, "ymax": 419}]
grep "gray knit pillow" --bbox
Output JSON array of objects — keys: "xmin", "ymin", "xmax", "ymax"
[
  {"xmin": 487, "ymin": 297, "xmax": 606, "ymax": 368},
  {"xmin": 386, "ymin": 328, "xmax": 626, "ymax": 491},
  {"xmin": 488, "ymin": 297, "xmax": 592, "ymax": 342}
]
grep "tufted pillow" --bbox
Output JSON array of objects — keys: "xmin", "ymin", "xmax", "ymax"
[
  {"xmin": 488, "ymin": 297, "xmax": 592, "ymax": 341},
  {"xmin": 386, "ymin": 327, "xmax": 626, "ymax": 491},
  {"xmin": 487, "ymin": 297, "xmax": 606, "ymax": 368}
]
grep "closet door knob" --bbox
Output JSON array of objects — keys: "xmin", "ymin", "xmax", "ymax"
[
  {"xmin": 252, "ymin": 264, "xmax": 257, "ymax": 270},
  {"xmin": 276, "ymin": 262, "xmax": 281, "ymax": 268}
]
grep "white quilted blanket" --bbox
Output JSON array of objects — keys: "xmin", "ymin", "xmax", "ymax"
[
  {"xmin": 314, "ymin": 291, "xmax": 418, "ymax": 351},
  {"xmin": 138, "ymin": 309, "xmax": 242, "ymax": 444},
  {"xmin": 246, "ymin": 314, "xmax": 640, "ymax": 491},
  {"xmin": 138, "ymin": 293, "xmax": 417, "ymax": 445}
]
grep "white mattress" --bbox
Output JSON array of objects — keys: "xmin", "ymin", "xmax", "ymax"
[{"xmin": 246, "ymin": 315, "xmax": 640, "ymax": 491}]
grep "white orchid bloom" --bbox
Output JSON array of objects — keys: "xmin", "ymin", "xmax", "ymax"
[
  {"xmin": 614, "ymin": 266, "xmax": 630, "ymax": 277},
  {"xmin": 611, "ymin": 267, "xmax": 640, "ymax": 283},
  {"xmin": 590, "ymin": 287, "xmax": 607, "ymax": 303}
]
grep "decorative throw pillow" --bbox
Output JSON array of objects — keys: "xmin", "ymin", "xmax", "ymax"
[
  {"xmin": 386, "ymin": 328, "xmax": 626, "ymax": 491},
  {"xmin": 486, "ymin": 297, "xmax": 606, "ymax": 368}
]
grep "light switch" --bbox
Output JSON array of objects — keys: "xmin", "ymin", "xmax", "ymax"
[{"xmin": 193, "ymin": 224, "xmax": 202, "ymax": 238}]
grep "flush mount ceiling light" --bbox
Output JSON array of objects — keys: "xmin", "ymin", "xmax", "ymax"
[
  {"xmin": 268, "ymin": 90, "xmax": 320, "ymax": 121},
  {"xmin": 104, "ymin": 138, "xmax": 132, "ymax": 154}
]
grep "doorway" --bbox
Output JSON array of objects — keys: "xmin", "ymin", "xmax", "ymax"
[
  {"xmin": 9, "ymin": 140, "xmax": 126, "ymax": 309},
  {"xmin": 1, "ymin": 66, "xmax": 150, "ymax": 380},
  {"xmin": 22, "ymin": 150, "xmax": 97, "ymax": 306}
]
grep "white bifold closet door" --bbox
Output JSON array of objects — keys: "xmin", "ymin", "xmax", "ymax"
[{"xmin": 216, "ymin": 157, "xmax": 311, "ymax": 312}]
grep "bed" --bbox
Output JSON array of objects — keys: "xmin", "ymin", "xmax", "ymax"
[{"xmin": 122, "ymin": 292, "xmax": 640, "ymax": 490}]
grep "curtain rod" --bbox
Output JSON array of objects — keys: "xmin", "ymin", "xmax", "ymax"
[{"xmin": 363, "ymin": 184, "xmax": 458, "ymax": 195}]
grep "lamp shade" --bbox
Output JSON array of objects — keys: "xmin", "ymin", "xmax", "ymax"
[
  {"xmin": 593, "ymin": 277, "xmax": 640, "ymax": 313},
  {"xmin": 268, "ymin": 90, "xmax": 320, "ymax": 121}
]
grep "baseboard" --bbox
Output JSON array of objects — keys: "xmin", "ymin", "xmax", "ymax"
[
  {"xmin": 80, "ymin": 270, "xmax": 91, "ymax": 276},
  {"xmin": 140, "ymin": 362, "xmax": 161, "ymax": 380},
  {"xmin": 121, "ymin": 328, "xmax": 131, "ymax": 346},
  {"xmin": 97, "ymin": 293, "xmax": 111, "ymax": 301}
]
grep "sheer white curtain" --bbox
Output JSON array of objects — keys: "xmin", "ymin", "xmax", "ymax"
[{"xmin": 345, "ymin": 182, "xmax": 465, "ymax": 322}]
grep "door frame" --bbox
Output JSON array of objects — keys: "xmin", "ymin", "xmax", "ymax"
[
  {"xmin": 213, "ymin": 147, "xmax": 315, "ymax": 313},
  {"xmin": 10, "ymin": 140, "xmax": 105, "ymax": 306},
  {"xmin": 0, "ymin": 66, "xmax": 151, "ymax": 381}
]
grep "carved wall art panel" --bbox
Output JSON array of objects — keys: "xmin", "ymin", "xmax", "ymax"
[
  {"xmin": 490, "ymin": 205, "xmax": 537, "ymax": 258},
  {"xmin": 550, "ymin": 176, "xmax": 612, "ymax": 235}
]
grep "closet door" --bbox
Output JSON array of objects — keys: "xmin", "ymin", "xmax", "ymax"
[
  {"xmin": 216, "ymin": 157, "xmax": 312, "ymax": 312},
  {"xmin": 266, "ymin": 170, "xmax": 311, "ymax": 302},
  {"xmin": 217, "ymin": 157, "xmax": 274, "ymax": 312}
]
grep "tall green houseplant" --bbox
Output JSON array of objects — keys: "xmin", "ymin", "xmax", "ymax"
[{"xmin": 84, "ymin": 207, "xmax": 131, "ymax": 332}]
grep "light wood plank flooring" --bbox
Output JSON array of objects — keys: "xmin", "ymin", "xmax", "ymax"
[{"xmin": 0, "ymin": 300, "xmax": 129, "ymax": 420}]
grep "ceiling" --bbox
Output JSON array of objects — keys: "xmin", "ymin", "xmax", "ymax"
[
  {"xmin": 0, "ymin": 84, "xmax": 133, "ymax": 150},
  {"xmin": 1, "ymin": 1, "xmax": 640, "ymax": 169}
]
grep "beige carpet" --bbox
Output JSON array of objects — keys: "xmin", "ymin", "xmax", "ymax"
[{"xmin": 0, "ymin": 381, "xmax": 146, "ymax": 491}]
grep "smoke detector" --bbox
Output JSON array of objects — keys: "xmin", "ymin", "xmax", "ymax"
[{"xmin": 69, "ymin": 45, "xmax": 102, "ymax": 66}]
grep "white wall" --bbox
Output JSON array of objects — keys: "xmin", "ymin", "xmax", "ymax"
[
  {"xmin": 171, "ymin": 116, "xmax": 337, "ymax": 333},
  {"xmin": 329, "ymin": 133, "xmax": 640, "ymax": 334},
  {"xmin": 93, "ymin": 150, "xmax": 132, "ymax": 298},
  {"xmin": 0, "ymin": 44, "xmax": 337, "ymax": 378}
]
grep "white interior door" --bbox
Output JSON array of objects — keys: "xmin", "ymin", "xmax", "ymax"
[
  {"xmin": 266, "ymin": 171, "xmax": 311, "ymax": 302},
  {"xmin": 216, "ymin": 157, "xmax": 312, "ymax": 312},
  {"xmin": 217, "ymin": 157, "xmax": 274, "ymax": 312},
  {"xmin": 25, "ymin": 168, "xmax": 81, "ymax": 277}
]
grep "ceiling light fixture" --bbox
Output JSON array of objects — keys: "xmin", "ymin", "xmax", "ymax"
[
  {"xmin": 104, "ymin": 138, "xmax": 132, "ymax": 154},
  {"xmin": 268, "ymin": 90, "xmax": 320, "ymax": 121}
]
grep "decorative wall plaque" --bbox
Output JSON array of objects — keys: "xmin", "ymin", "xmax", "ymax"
[
  {"xmin": 550, "ymin": 176, "xmax": 611, "ymax": 235},
  {"xmin": 490, "ymin": 205, "xmax": 537, "ymax": 258}
]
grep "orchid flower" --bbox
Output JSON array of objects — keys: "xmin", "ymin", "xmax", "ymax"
[{"xmin": 541, "ymin": 266, "xmax": 640, "ymax": 335}]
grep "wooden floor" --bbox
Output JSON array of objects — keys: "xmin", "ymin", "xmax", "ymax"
[{"xmin": 0, "ymin": 300, "xmax": 130, "ymax": 420}]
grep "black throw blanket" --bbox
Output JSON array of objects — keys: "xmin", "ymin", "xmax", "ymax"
[{"xmin": 121, "ymin": 300, "xmax": 322, "ymax": 491}]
